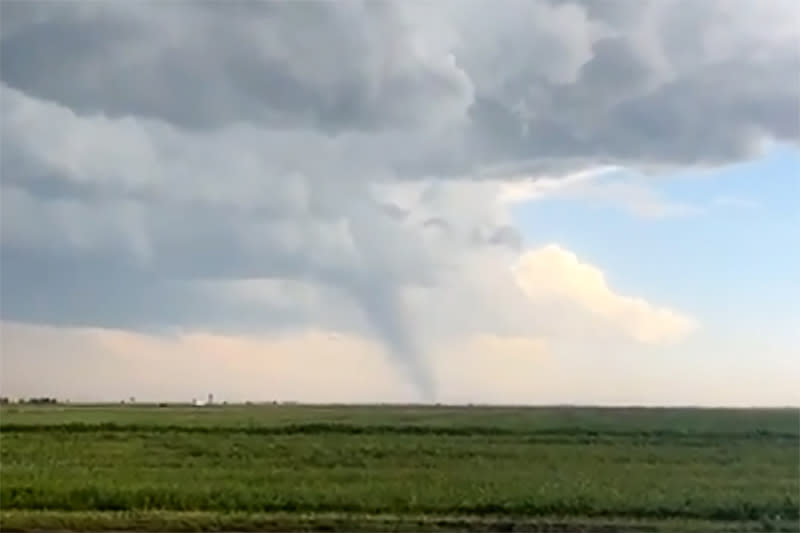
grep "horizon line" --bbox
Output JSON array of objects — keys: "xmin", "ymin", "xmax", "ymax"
[{"xmin": 2, "ymin": 399, "xmax": 797, "ymax": 410}]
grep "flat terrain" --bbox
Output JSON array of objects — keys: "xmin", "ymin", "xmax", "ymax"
[{"xmin": 0, "ymin": 404, "xmax": 798, "ymax": 532}]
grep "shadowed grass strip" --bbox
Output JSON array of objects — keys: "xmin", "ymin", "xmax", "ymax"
[
  {"xmin": 2, "ymin": 510, "xmax": 797, "ymax": 533},
  {"xmin": 2, "ymin": 485, "xmax": 798, "ymax": 521},
  {"xmin": 2, "ymin": 422, "xmax": 797, "ymax": 443}
]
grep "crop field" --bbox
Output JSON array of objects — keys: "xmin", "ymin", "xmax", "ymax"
[{"xmin": 0, "ymin": 404, "xmax": 798, "ymax": 532}]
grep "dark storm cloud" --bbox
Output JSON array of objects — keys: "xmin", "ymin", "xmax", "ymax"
[
  {"xmin": 0, "ymin": 1, "xmax": 473, "ymax": 132},
  {"xmin": 2, "ymin": 0, "xmax": 796, "ymax": 171},
  {"xmin": 1, "ymin": 0, "xmax": 798, "ymax": 398},
  {"xmin": 0, "ymin": 246, "xmax": 364, "ymax": 336}
]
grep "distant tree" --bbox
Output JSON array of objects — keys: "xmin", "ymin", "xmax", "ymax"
[{"xmin": 25, "ymin": 397, "xmax": 57, "ymax": 404}]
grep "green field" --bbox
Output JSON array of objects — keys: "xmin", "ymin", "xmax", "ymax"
[{"xmin": 0, "ymin": 404, "xmax": 798, "ymax": 532}]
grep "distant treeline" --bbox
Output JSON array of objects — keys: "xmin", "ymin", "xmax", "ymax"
[{"xmin": 1, "ymin": 397, "xmax": 59, "ymax": 405}]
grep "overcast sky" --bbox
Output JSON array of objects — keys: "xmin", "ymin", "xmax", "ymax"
[{"xmin": 1, "ymin": 0, "xmax": 798, "ymax": 405}]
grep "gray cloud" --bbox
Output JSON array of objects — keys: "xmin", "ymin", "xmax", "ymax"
[
  {"xmin": 484, "ymin": 226, "xmax": 524, "ymax": 250},
  {"xmin": 1, "ymin": 0, "xmax": 798, "ymax": 398},
  {"xmin": 0, "ymin": 1, "xmax": 474, "ymax": 132},
  {"xmin": 3, "ymin": 0, "xmax": 796, "ymax": 165},
  {"xmin": 422, "ymin": 217, "xmax": 451, "ymax": 233}
]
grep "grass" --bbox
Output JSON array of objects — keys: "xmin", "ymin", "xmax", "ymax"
[{"xmin": 0, "ymin": 404, "xmax": 798, "ymax": 532}]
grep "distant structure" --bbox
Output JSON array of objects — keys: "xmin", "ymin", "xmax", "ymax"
[{"xmin": 207, "ymin": 393, "xmax": 214, "ymax": 405}]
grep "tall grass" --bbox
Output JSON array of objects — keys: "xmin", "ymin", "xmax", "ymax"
[{"xmin": 1, "ymin": 405, "xmax": 798, "ymax": 531}]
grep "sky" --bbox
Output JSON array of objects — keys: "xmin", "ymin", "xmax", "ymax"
[{"xmin": 0, "ymin": 0, "xmax": 798, "ymax": 406}]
